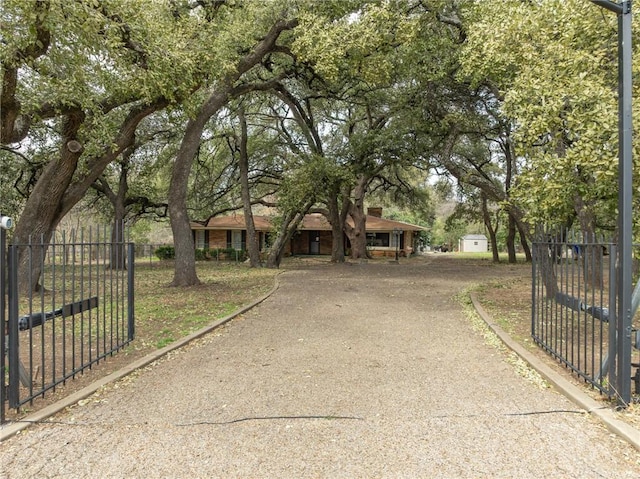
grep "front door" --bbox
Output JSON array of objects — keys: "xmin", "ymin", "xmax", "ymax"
[{"xmin": 309, "ymin": 231, "xmax": 320, "ymax": 254}]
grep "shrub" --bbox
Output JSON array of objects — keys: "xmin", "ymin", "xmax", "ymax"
[
  {"xmin": 154, "ymin": 245, "xmax": 175, "ymax": 260},
  {"xmin": 208, "ymin": 247, "xmax": 247, "ymax": 261},
  {"xmin": 195, "ymin": 248, "xmax": 210, "ymax": 261}
]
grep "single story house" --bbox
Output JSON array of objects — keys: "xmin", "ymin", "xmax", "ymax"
[
  {"xmin": 459, "ymin": 234, "xmax": 488, "ymax": 253},
  {"xmin": 190, "ymin": 208, "xmax": 425, "ymax": 258}
]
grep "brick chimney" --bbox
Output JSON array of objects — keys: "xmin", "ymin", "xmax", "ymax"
[{"xmin": 367, "ymin": 207, "xmax": 383, "ymax": 218}]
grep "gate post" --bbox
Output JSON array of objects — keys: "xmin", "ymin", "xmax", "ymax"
[
  {"xmin": 7, "ymin": 244, "xmax": 20, "ymax": 408},
  {"xmin": 0, "ymin": 218, "xmax": 9, "ymax": 423},
  {"xmin": 615, "ymin": 0, "xmax": 634, "ymax": 407},
  {"xmin": 590, "ymin": 0, "xmax": 634, "ymax": 406}
]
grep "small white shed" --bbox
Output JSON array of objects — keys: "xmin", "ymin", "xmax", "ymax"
[{"xmin": 459, "ymin": 234, "xmax": 488, "ymax": 253}]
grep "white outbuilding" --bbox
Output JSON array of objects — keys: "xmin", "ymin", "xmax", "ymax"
[{"xmin": 459, "ymin": 234, "xmax": 488, "ymax": 253}]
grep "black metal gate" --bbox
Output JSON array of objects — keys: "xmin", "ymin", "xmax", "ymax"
[
  {"xmin": 1, "ymin": 224, "xmax": 134, "ymax": 423},
  {"xmin": 532, "ymin": 229, "xmax": 639, "ymax": 404}
]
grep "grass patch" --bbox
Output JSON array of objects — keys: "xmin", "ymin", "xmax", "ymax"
[
  {"xmin": 472, "ymin": 274, "xmax": 535, "ymax": 346},
  {"xmin": 456, "ymin": 286, "xmax": 550, "ymax": 390},
  {"xmin": 134, "ymin": 261, "xmax": 278, "ymax": 351}
]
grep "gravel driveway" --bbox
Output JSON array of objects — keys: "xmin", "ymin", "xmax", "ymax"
[{"xmin": 1, "ymin": 256, "xmax": 639, "ymax": 478}]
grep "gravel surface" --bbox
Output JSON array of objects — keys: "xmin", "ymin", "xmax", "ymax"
[{"xmin": 1, "ymin": 256, "xmax": 639, "ymax": 478}]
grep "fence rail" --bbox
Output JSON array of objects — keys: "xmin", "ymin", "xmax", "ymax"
[{"xmin": 1, "ymin": 226, "xmax": 134, "ymax": 423}]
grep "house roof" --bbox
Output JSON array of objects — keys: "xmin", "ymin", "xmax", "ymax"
[
  {"xmin": 461, "ymin": 234, "xmax": 488, "ymax": 241},
  {"xmin": 356, "ymin": 215, "xmax": 425, "ymax": 232},
  {"xmin": 191, "ymin": 213, "xmax": 425, "ymax": 232},
  {"xmin": 191, "ymin": 215, "xmax": 273, "ymax": 231}
]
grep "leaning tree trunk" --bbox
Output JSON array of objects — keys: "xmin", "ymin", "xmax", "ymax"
[
  {"xmin": 169, "ymin": 89, "xmax": 240, "ymax": 286},
  {"xmin": 13, "ymin": 99, "xmax": 166, "ymax": 292},
  {"xmin": 516, "ymin": 219, "xmax": 532, "ymax": 262},
  {"xmin": 169, "ymin": 113, "xmax": 206, "ymax": 287},
  {"xmin": 265, "ymin": 221, "xmax": 291, "ymax": 269},
  {"xmin": 13, "ymin": 111, "xmax": 85, "ymax": 293},
  {"xmin": 238, "ymin": 108, "xmax": 261, "ymax": 267},
  {"xmin": 168, "ymin": 18, "xmax": 298, "ymax": 285},
  {"xmin": 535, "ymin": 233, "xmax": 559, "ymax": 300},
  {"xmin": 266, "ymin": 207, "xmax": 310, "ymax": 268}
]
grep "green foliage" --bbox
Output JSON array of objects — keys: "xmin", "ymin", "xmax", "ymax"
[
  {"xmin": 293, "ymin": 2, "xmax": 401, "ymax": 84},
  {"xmin": 150, "ymin": 244, "xmax": 249, "ymax": 263},
  {"xmin": 194, "ymin": 248, "xmax": 208, "ymax": 261},
  {"xmin": 7, "ymin": 0, "xmax": 590, "ymax": 261},
  {"xmin": 154, "ymin": 245, "xmax": 175, "ymax": 260},
  {"xmin": 195, "ymin": 247, "xmax": 247, "ymax": 262},
  {"xmin": 459, "ymin": 0, "xmax": 640, "ymax": 233}
]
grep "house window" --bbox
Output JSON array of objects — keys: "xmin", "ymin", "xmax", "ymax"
[
  {"xmin": 391, "ymin": 231, "xmax": 404, "ymax": 248},
  {"xmin": 263, "ymin": 233, "xmax": 272, "ymax": 250},
  {"xmin": 231, "ymin": 230, "xmax": 243, "ymax": 250},
  {"xmin": 367, "ymin": 232, "xmax": 390, "ymax": 247},
  {"xmin": 195, "ymin": 230, "xmax": 206, "ymax": 249},
  {"xmin": 474, "ymin": 241, "xmax": 478, "ymax": 246}
]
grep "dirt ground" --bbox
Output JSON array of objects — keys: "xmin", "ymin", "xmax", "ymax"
[
  {"xmin": 2, "ymin": 253, "xmax": 639, "ymax": 478},
  {"xmin": 3, "ymin": 252, "xmax": 639, "ymax": 430}
]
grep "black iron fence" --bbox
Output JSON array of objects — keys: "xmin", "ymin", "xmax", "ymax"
[
  {"xmin": 1, "ymin": 225, "xmax": 134, "ymax": 423},
  {"xmin": 532, "ymin": 229, "xmax": 639, "ymax": 402}
]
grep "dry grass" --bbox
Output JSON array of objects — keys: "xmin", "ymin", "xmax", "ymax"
[{"xmin": 132, "ymin": 261, "xmax": 278, "ymax": 351}]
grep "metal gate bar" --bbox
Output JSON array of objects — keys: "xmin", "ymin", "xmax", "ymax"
[{"xmin": 1, "ymin": 225, "xmax": 135, "ymax": 421}]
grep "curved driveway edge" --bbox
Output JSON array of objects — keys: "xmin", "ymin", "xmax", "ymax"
[
  {"xmin": 0, "ymin": 274, "xmax": 281, "ymax": 442},
  {"xmin": 469, "ymin": 292, "xmax": 640, "ymax": 451}
]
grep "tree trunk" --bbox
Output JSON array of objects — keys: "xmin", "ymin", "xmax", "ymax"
[
  {"xmin": 110, "ymin": 204, "xmax": 126, "ymax": 270},
  {"xmin": 102, "ymin": 161, "xmax": 130, "ymax": 270},
  {"xmin": 326, "ymin": 191, "xmax": 346, "ymax": 263},
  {"xmin": 506, "ymin": 215, "xmax": 517, "ymax": 264},
  {"xmin": 574, "ymin": 194, "xmax": 602, "ymax": 290},
  {"xmin": 481, "ymin": 193, "xmax": 500, "ymax": 263},
  {"xmin": 238, "ymin": 108, "xmax": 261, "ymax": 267},
  {"xmin": 536, "ymin": 237, "xmax": 559, "ymax": 299},
  {"xmin": 516, "ymin": 219, "xmax": 532, "ymax": 262},
  {"xmin": 14, "ymin": 100, "xmax": 166, "ymax": 292},
  {"xmin": 345, "ymin": 176, "xmax": 369, "ymax": 260},
  {"xmin": 169, "ymin": 114, "xmax": 207, "ymax": 286},
  {"xmin": 1, "ymin": 0, "xmax": 50, "ymax": 144},
  {"xmin": 505, "ymin": 204, "xmax": 532, "ymax": 262}
]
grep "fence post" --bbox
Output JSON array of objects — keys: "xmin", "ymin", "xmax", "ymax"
[
  {"xmin": 7, "ymin": 245, "xmax": 19, "ymax": 408},
  {"xmin": 531, "ymin": 240, "xmax": 537, "ymax": 338},
  {"xmin": 127, "ymin": 243, "xmax": 135, "ymax": 342},
  {"xmin": 0, "ymin": 226, "xmax": 6, "ymax": 423},
  {"xmin": 608, "ymin": 245, "xmax": 618, "ymax": 396}
]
